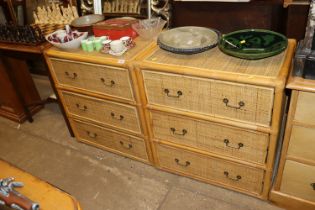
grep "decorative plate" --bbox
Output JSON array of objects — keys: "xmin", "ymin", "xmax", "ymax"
[
  {"xmin": 218, "ymin": 29, "xmax": 288, "ymax": 60},
  {"xmin": 157, "ymin": 26, "xmax": 220, "ymax": 54}
]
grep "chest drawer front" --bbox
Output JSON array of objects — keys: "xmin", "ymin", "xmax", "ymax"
[
  {"xmin": 288, "ymin": 125, "xmax": 315, "ymax": 162},
  {"xmin": 143, "ymin": 71, "xmax": 274, "ymax": 126},
  {"xmin": 281, "ymin": 160, "xmax": 315, "ymax": 202},
  {"xmin": 71, "ymin": 119, "xmax": 148, "ymax": 161},
  {"xmin": 50, "ymin": 59, "xmax": 134, "ymax": 100},
  {"xmin": 151, "ymin": 112, "xmax": 269, "ymax": 164},
  {"xmin": 295, "ymin": 91, "xmax": 315, "ymax": 125},
  {"xmin": 156, "ymin": 144, "xmax": 264, "ymax": 194},
  {"xmin": 61, "ymin": 91, "xmax": 141, "ymax": 134}
]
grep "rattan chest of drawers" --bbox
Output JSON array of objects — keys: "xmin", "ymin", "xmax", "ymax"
[
  {"xmin": 135, "ymin": 40, "xmax": 296, "ymax": 199},
  {"xmin": 270, "ymin": 75, "xmax": 315, "ymax": 209},
  {"xmin": 44, "ymin": 39, "xmax": 155, "ymax": 164}
]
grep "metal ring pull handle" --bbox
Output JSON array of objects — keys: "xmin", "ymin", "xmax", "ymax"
[
  {"xmin": 224, "ymin": 171, "xmax": 242, "ymax": 181},
  {"xmin": 164, "ymin": 89, "xmax": 183, "ymax": 98},
  {"xmin": 76, "ymin": 103, "xmax": 87, "ymax": 111},
  {"xmin": 223, "ymin": 98, "xmax": 245, "ymax": 109},
  {"xmin": 86, "ymin": 131, "xmax": 97, "ymax": 138},
  {"xmin": 174, "ymin": 158, "xmax": 190, "ymax": 167},
  {"xmin": 65, "ymin": 71, "xmax": 77, "ymax": 79},
  {"xmin": 311, "ymin": 183, "xmax": 315, "ymax": 190},
  {"xmin": 119, "ymin": 141, "xmax": 132, "ymax": 149},
  {"xmin": 110, "ymin": 112, "xmax": 124, "ymax": 121},
  {"xmin": 170, "ymin": 127, "xmax": 187, "ymax": 136},
  {"xmin": 224, "ymin": 139, "xmax": 244, "ymax": 149},
  {"xmin": 100, "ymin": 78, "xmax": 115, "ymax": 87}
]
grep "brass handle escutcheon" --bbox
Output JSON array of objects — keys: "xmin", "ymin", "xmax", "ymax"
[
  {"xmin": 110, "ymin": 112, "xmax": 124, "ymax": 121},
  {"xmin": 100, "ymin": 78, "xmax": 115, "ymax": 87},
  {"xmin": 311, "ymin": 183, "xmax": 315, "ymax": 190},
  {"xmin": 76, "ymin": 103, "xmax": 87, "ymax": 111},
  {"xmin": 224, "ymin": 171, "xmax": 241, "ymax": 181},
  {"xmin": 224, "ymin": 139, "xmax": 244, "ymax": 149},
  {"xmin": 86, "ymin": 131, "xmax": 97, "ymax": 138},
  {"xmin": 65, "ymin": 71, "xmax": 77, "ymax": 79},
  {"xmin": 120, "ymin": 141, "xmax": 132, "ymax": 149},
  {"xmin": 174, "ymin": 158, "xmax": 190, "ymax": 167},
  {"xmin": 164, "ymin": 89, "xmax": 183, "ymax": 98},
  {"xmin": 170, "ymin": 127, "xmax": 187, "ymax": 136},
  {"xmin": 223, "ymin": 98, "xmax": 245, "ymax": 109}
]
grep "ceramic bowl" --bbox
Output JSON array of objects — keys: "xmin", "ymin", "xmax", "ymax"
[
  {"xmin": 45, "ymin": 30, "xmax": 88, "ymax": 51},
  {"xmin": 132, "ymin": 18, "xmax": 166, "ymax": 40}
]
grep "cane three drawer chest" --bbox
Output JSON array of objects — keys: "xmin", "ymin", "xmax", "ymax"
[{"xmin": 45, "ymin": 39, "xmax": 296, "ymax": 199}]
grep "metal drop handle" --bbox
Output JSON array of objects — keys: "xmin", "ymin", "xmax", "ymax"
[
  {"xmin": 174, "ymin": 158, "xmax": 190, "ymax": 167},
  {"xmin": 111, "ymin": 112, "xmax": 124, "ymax": 121},
  {"xmin": 170, "ymin": 127, "xmax": 187, "ymax": 136},
  {"xmin": 223, "ymin": 98, "xmax": 245, "ymax": 109},
  {"xmin": 164, "ymin": 89, "xmax": 183, "ymax": 98},
  {"xmin": 224, "ymin": 139, "xmax": 244, "ymax": 149},
  {"xmin": 100, "ymin": 78, "xmax": 115, "ymax": 87},
  {"xmin": 311, "ymin": 183, "xmax": 315, "ymax": 190},
  {"xmin": 86, "ymin": 131, "xmax": 97, "ymax": 138},
  {"xmin": 120, "ymin": 141, "xmax": 132, "ymax": 149},
  {"xmin": 76, "ymin": 103, "xmax": 87, "ymax": 111},
  {"xmin": 224, "ymin": 171, "xmax": 242, "ymax": 181},
  {"xmin": 65, "ymin": 71, "xmax": 77, "ymax": 79}
]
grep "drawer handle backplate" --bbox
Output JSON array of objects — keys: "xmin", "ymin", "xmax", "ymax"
[
  {"xmin": 224, "ymin": 171, "xmax": 242, "ymax": 181},
  {"xmin": 164, "ymin": 89, "xmax": 183, "ymax": 98},
  {"xmin": 170, "ymin": 127, "xmax": 187, "ymax": 136},
  {"xmin": 76, "ymin": 103, "xmax": 87, "ymax": 111},
  {"xmin": 223, "ymin": 98, "xmax": 245, "ymax": 109},
  {"xmin": 120, "ymin": 141, "xmax": 132, "ymax": 149},
  {"xmin": 311, "ymin": 183, "xmax": 315, "ymax": 190},
  {"xmin": 86, "ymin": 131, "xmax": 97, "ymax": 138},
  {"xmin": 100, "ymin": 78, "xmax": 115, "ymax": 87},
  {"xmin": 174, "ymin": 158, "xmax": 190, "ymax": 167},
  {"xmin": 224, "ymin": 139, "xmax": 244, "ymax": 149},
  {"xmin": 65, "ymin": 71, "xmax": 77, "ymax": 79},
  {"xmin": 111, "ymin": 112, "xmax": 124, "ymax": 121}
]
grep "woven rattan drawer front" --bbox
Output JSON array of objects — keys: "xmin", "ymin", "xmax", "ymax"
[
  {"xmin": 71, "ymin": 119, "xmax": 148, "ymax": 161},
  {"xmin": 50, "ymin": 59, "xmax": 134, "ymax": 100},
  {"xmin": 151, "ymin": 111, "xmax": 269, "ymax": 164},
  {"xmin": 61, "ymin": 91, "xmax": 141, "ymax": 134},
  {"xmin": 142, "ymin": 71, "xmax": 274, "ymax": 126},
  {"xmin": 280, "ymin": 160, "xmax": 315, "ymax": 202},
  {"xmin": 156, "ymin": 143, "xmax": 264, "ymax": 194},
  {"xmin": 295, "ymin": 91, "xmax": 315, "ymax": 125}
]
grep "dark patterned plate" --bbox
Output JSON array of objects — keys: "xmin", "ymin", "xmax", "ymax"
[{"xmin": 218, "ymin": 29, "xmax": 288, "ymax": 60}]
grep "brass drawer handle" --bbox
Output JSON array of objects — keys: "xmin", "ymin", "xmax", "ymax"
[
  {"xmin": 110, "ymin": 112, "xmax": 124, "ymax": 121},
  {"xmin": 100, "ymin": 78, "xmax": 115, "ymax": 87},
  {"xmin": 170, "ymin": 127, "xmax": 187, "ymax": 136},
  {"xmin": 311, "ymin": 183, "xmax": 315, "ymax": 190},
  {"xmin": 76, "ymin": 103, "xmax": 87, "ymax": 111},
  {"xmin": 119, "ymin": 141, "xmax": 132, "ymax": 149},
  {"xmin": 65, "ymin": 71, "xmax": 77, "ymax": 79},
  {"xmin": 223, "ymin": 139, "xmax": 244, "ymax": 149},
  {"xmin": 174, "ymin": 158, "xmax": 190, "ymax": 167},
  {"xmin": 164, "ymin": 89, "xmax": 183, "ymax": 98},
  {"xmin": 86, "ymin": 131, "xmax": 97, "ymax": 138},
  {"xmin": 224, "ymin": 171, "xmax": 242, "ymax": 181},
  {"xmin": 223, "ymin": 98, "xmax": 245, "ymax": 109}
]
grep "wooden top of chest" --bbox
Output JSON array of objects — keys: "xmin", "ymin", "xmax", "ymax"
[
  {"xmin": 137, "ymin": 39, "xmax": 296, "ymax": 88},
  {"xmin": 287, "ymin": 72, "xmax": 315, "ymax": 93}
]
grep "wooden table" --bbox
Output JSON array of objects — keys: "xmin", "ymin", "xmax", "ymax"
[{"xmin": 0, "ymin": 159, "xmax": 82, "ymax": 210}]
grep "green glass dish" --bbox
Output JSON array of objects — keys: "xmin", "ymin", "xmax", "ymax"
[{"xmin": 218, "ymin": 29, "xmax": 288, "ymax": 60}]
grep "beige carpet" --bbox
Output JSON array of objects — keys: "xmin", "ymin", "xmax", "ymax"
[{"xmin": 0, "ymin": 75, "xmax": 284, "ymax": 210}]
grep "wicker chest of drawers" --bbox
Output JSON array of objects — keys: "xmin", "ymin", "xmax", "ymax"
[
  {"xmin": 135, "ymin": 40, "xmax": 296, "ymax": 199},
  {"xmin": 270, "ymin": 75, "xmax": 315, "ymax": 209},
  {"xmin": 44, "ymin": 40, "xmax": 155, "ymax": 164}
]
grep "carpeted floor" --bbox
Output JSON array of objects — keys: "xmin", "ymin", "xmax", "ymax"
[{"xmin": 0, "ymin": 75, "xmax": 284, "ymax": 210}]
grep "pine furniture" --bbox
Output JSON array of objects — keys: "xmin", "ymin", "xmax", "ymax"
[
  {"xmin": 270, "ymin": 73, "xmax": 315, "ymax": 209},
  {"xmin": 44, "ymin": 38, "xmax": 296, "ymax": 199}
]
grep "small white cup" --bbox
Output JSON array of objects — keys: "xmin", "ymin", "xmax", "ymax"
[
  {"xmin": 110, "ymin": 40, "xmax": 125, "ymax": 53},
  {"xmin": 120, "ymin": 36, "xmax": 132, "ymax": 48}
]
